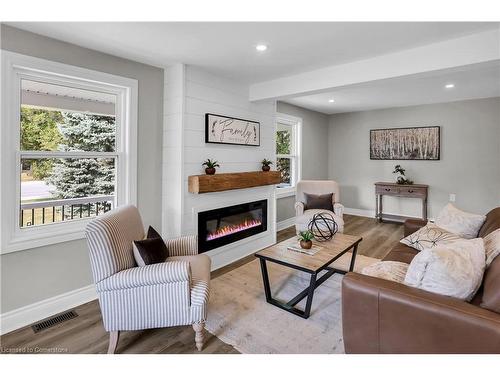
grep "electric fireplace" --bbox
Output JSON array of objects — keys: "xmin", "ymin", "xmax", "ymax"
[{"xmin": 198, "ymin": 199, "xmax": 267, "ymax": 252}]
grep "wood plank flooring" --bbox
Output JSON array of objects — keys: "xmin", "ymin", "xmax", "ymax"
[{"xmin": 0, "ymin": 214, "xmax": 402, "ymax": 354}]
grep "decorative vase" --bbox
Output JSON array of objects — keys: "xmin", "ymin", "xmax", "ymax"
[
  {"xmin": 300, "ymin": 240, "xmax": 313, "ymax": 250},
  {"xmin": 205, "ymin": 167, "xmax": 216, "ymax": 175},
  {"xmin": 262, "ymin": 165, "xmax": 271, "ymax": 172}
]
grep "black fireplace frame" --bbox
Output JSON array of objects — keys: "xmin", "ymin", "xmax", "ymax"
[{"xmin": 197, "ymin": 199, "xmax": 268, "ymax": 253}]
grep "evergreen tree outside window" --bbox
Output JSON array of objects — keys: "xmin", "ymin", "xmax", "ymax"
[{"xmin": 46, "ymin": 113, "xmax": 116, "ymax": 199}]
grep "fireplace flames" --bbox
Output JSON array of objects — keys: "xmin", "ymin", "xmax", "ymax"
[{"xmin": 207, "ymin": 218, "xmax": 262, "ymax": 241}]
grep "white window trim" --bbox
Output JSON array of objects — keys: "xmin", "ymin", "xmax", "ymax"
[
  {"xmin": 0, "ymin": 51, "xmax": 138, "ymax": 254},
  {"xmin": 275, "ymin": 113, "xmax": 302, "ymax": 199}
]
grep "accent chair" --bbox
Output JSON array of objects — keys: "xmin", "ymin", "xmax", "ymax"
[
  {"xmin": 295, "ymin": 180, "xmax": 345, "ymax": 234},
  {"xmin": 85, "ymin": 205, "xmax": 210, "ymax": 354}
]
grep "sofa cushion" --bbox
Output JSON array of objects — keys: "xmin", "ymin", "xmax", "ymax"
[
  {"xmin": 479, "ymin": 208, "xmax": 500, "ymax": 313},
  {"xmin": 361, "ymin": 261, "xmax": 409, "ymax": 283},
  {"xmin": 400, "ymin": 222, "xmax": 463, "ymax": 252},
  {"xmin": 404, "ymin": 218, "xmax": 428, "ymax": 237},
  {"xmin": 478, "ymin": 207, "xmax": 500, "ymax": 238},
  {"xmin": 382, "ymin": 242, "xmax": 419, "ymax": 264},
  {"xmin": 404, "ymin": 238, "xmax": 485, "ymax": 301},
  {"xmin": 481, "ymin": 254, "xmax": 500, "ymax": 313},
  {"xmin": 304, "ymin": 192, "xmax": 334, "ymax": 211},
  {"xmin": 484, "ymin": 228, "xmax": 500, "ymax": 268},
  {"xmin": 435, "ymin": 203, "xmax": 486, "ymax": 239}
]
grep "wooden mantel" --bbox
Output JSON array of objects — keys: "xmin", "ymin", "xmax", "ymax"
[{"xmin": 188, "ymin": 171, "xmax": 281, "ymax": 194}]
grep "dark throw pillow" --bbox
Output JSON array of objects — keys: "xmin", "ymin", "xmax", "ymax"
[
  {"xmin": 146, "ymin": 226, "xmax": 162, "ymax": 239},
  {"xmin": 304, "ymin": 192, "xmax": 334, "ymax": 212},
  {"xmin": 133, "ymin": 226, "xmax": 169, "ymax": 266}
]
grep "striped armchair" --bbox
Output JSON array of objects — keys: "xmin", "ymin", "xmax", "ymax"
[{"xmin": 85, "ymin": 205, "xmax": 211, "ymax": 353}]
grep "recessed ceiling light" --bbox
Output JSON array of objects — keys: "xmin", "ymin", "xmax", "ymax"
[
  {"xmin": 445, "ymin": 83, "xmax": 455, "ymax": 89},
  {"xmin": 256, "ymin": 44, "xmax": 268, "ymax": 52},
  {"xmin": 328, "ymin": 99, "xmax": 335, "ymax": 103}
]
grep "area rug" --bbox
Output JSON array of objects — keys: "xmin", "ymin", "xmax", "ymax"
[{"xmin": 205, "ymin": 253, "xmax": 379, "ymax": 354}]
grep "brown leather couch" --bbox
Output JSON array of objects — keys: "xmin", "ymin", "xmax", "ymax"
[{"xmin": 342, "ymin": 207, "xmax": 500, "ymax": 353}]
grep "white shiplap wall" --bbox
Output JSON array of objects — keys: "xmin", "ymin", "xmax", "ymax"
[
  {"xmin": 163, "ymin": 65, "xmax": 277, "ymax": 269},
  {"xmin": 162, "ymin": 64, "xmax": 185, "ymax": 239}
]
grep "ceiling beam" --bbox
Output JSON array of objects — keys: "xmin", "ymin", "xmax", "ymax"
[{"xmin": 249, "ymin": 28, "xmax": 500, "ymax": 101}]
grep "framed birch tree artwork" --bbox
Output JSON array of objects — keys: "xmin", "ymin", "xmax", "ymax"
[
  {"xmin": 205, "ymin": 113, "xmax": 260, "ymax": 146},
  {"xmin": 370, "ymin": 126, "xmax": 440, "ymax": 160}
]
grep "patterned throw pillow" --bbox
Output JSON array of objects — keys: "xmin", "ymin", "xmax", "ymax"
[
  {"xmin": 400, "ymin": 222, "xmax": 463, "ymax": 251},
  {"xmin": 484, "ymin": 228, "xmax": 500, "ymax": 268},
  {"xmin": 404, "ymin": 238, "xmax": 485, "ymax": 301},
  {"xmin": 361, "ymin": 261, "xmax": 409, "ymax": 283},
  {"xmin": 435, "ymin": 203, "xmax": 486, "ymax": 239}
]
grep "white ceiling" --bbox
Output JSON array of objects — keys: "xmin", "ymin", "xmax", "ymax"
[
  {"xmin": 283, "ymin": 61, "xmax": 500, "ymax": 114},
  {"xmin": 8, "ymin": 22, "xmax": 499, "ymax": 83}
]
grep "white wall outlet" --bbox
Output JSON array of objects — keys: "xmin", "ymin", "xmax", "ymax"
[{"xmin": 449, "ymin": 193, "xmax": 456, "ymax": 202}]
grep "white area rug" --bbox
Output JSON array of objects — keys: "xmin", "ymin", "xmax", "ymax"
[{"xmin": 205, "ymin": 253, "xmax": 378, "ymax": 354}]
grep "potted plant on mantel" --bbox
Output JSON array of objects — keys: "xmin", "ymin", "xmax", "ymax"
[
  {"xmin": 202, "ymin": 159, "xmax": 220, "ymax": 175},
  {"xmin": 298, "ymin": 230, "xmax": 314, "ymax": 250},
  {"xmin": 261, "ymin": 158, "xmax": 273, "ymax": 172}
]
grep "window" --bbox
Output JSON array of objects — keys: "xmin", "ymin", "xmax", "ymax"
[
  {"xmin": 19, "ymin": 80, "xmax": 117, "ymax": 228},
  {"xmin": 275, "ymin": 114, "xmax": 301, "ymax": 198},
  {"xmin": 1, "ymin": 51, "xmax": 138, "ymax": 253}
]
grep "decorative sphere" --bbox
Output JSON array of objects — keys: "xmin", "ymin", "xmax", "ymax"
[{"xmin": 307, "ymin": 212, "xmax": 338, "ymax": 242}]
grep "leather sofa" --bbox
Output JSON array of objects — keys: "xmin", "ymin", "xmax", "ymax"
[{"xmin": 342, "ymin": 207, "xmax": 500, "ymax": 354}]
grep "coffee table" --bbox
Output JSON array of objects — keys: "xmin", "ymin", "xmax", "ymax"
[{"xmin": 254, "ymin": 233, "xmax": 362, "ymax": 319}]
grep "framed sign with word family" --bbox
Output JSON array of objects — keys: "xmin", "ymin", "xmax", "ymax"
[{"xmin": 205, "ymin": 113, "xmax": 260, "ymax": 146}]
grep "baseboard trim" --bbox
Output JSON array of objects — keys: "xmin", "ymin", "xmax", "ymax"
[
  {"xmin": 344, "ymin": 207, "xmax": 431, "ymax": 222},
  {"xmin": 0, "ymin": 284, "xmax": 97, "ymax": 335},
  {"xmin": 343, "ymin": 207, "xmax": 375, "ymax": 218},
  {"xmin": 276, "ymin": 217, "xmax": 295, "ymax": 231}
]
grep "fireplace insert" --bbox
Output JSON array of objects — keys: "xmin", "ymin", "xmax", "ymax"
[{"xmin": 198, "ymin": 199, "xmax": 267, "ymax": 252}]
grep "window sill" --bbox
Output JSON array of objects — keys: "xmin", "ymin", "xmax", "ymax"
[
  {"xmin": 1, "ymin": 219, "xmax": 90, "ymax": 254},
  {"xmin": 276, "ymin": 187, "xmax": 296, "ymax": 199}
]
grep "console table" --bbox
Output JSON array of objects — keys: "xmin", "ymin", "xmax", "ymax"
[{"xmin": 375, "ymin": 182, "xmax": 428, "ymax": 222}]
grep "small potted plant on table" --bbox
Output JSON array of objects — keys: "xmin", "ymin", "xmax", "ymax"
[
  {"xmin": 298, "ymin": 230, "xmax": 314, "ymax": 250},
  {"xmin": 261, "ymin": 158, "xmax": 273, "ymax": 172},
  {"xmin": 202, "ymin": 159, "xmax": 220, "ymax": 175},
  {"xmin": 393, "ymin": 164, "xmax": 414, "ymax": 185}
]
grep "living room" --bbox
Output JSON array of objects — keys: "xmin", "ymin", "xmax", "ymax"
[{"xmin": 1, "ymin": 1, "xmax": 500, "ymax": 372}]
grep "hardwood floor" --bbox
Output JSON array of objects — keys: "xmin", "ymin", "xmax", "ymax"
[{"xmin": 0, "ymin": 214, "xmax": 402, "ymax": 354}]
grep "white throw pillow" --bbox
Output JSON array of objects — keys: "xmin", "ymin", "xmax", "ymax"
[
  {"xmin": 400, "ymin": 222, "xmax": 463, "ymax": 251},
  {"xmin": 484, "ymin": 228, "xmax": 500, "ymax": 268},
  {"xmin": 404, "ymin": 238, "xmax": 485, "ymax": 301},
  {"xmin": 361, "ymin": 261, "xmax": 409, "ymax": 283},
  {"xmin": 435, "ymin": 203, "xmax": 486, "ymax": 239}
]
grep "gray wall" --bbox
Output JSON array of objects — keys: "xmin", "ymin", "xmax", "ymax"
[
  {"xmin": 276, "ymin": 196, "xmax": 296, "ymax": 222},
  {"xmin": 1, "ymin": 25, "xmax": 164, "ymax": 313},
  {"xmin": 276, "ymin": 102, "xmax": 330, "ymax": 222},
  {"xmin": 328, "ymin": 97, "xmax": 500, "ymax": 218}
]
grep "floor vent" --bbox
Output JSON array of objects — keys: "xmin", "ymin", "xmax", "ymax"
[{"xmin": 31, "ymin": 310, "xmax": 78, "ymax": 333}]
